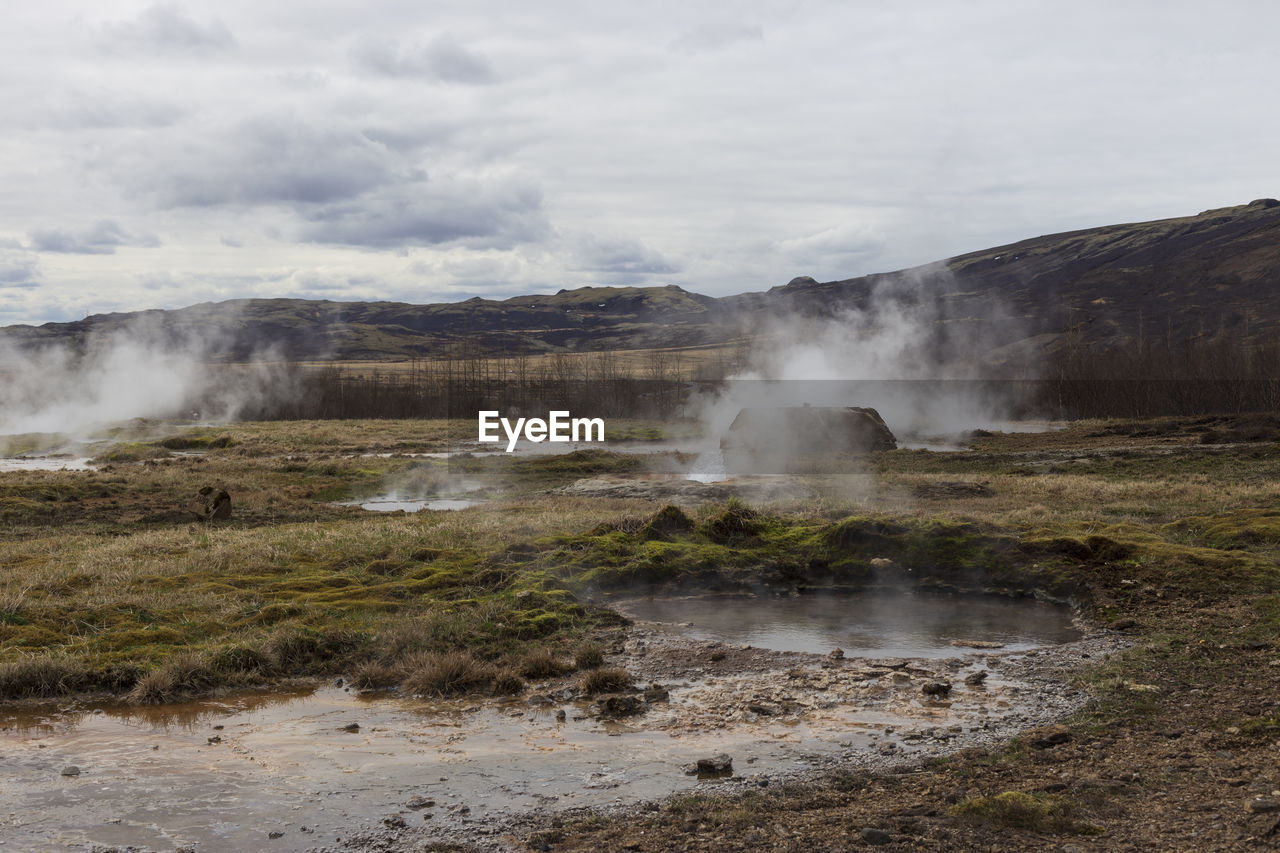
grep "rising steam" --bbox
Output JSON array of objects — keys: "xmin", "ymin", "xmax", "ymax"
[{"xmin": 0, "ymin": 312, "xmax": 298, "ymax": 446}]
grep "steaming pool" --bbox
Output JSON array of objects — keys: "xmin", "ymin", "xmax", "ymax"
[
  {"xmin": 615, "ymin": 591, "xmax": 1081, "ymax": 658},
  {"xmin": 339, "ymin": 496, "xmax": 486, "ymax": 512}
]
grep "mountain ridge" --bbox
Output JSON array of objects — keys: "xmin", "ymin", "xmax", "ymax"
[{"xmin": 3, "ymin": 200, "xmax": 1278, "ymax": 361}]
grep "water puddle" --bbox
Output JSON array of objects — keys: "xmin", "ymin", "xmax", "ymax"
[
  {"xmin": 1, "ymin": 644, "xmax": 1088, "ymax": 853},
  {"xmin": 616, "ymin": 592, "xmax": 1080, "ymax": 658},
  {"xmin": 342, "ymin": 497, "xmax": 486, "ymax": 512},
  {"xmin": 0, "ymin": 455, "xmax": 96, "ymax": 472}
]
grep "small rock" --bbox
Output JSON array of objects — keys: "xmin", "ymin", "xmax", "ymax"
[
  {"xmin": 207, "ymin": 736, "xmax": 222, "ymax": 744},
  {"xmin": 829, "ymin": 648, "xmax": 845, "ymax": 659},
  {"xmin": 692, "ymin": 754, "xmax": 733, "ymax": 775},
  {"xmin": 1032, "ymin": 727, "xmax": 1073, "ymax": 749},
  {"xmin": 341, "ymin": 723, "xmax": 360, "ymax": 733},
  {"xmin": 268, "ymin": 831, "xmax": 284, "ymax": 839},
  {"xmin": 555, "ymin": 709, "xmax": 567, "ymax": 722},
  {"xmin": 383, "ymin": 814, "xmax": 407, "ymax": 828},
  {"xmin": 60, "ymin": 765, "xmax": 81, "ymax": 777},
  {"xmin": 1247, "ymin": 798, "xmax": 1280, "ymax": 814},
  {"xmin": 1112, "ymin": 618, "xmax": 1138, "ymax": 631},
  {"xmin": 597, "ymin": 694, "xmax": 644, "ymax": 718},
  {"xmin": 921, "ymin": 680, "xmax": 952, "ymax": 698},
  {"xmin": 860, "ymin": 827, "xmax": 892, "ymax": 845},
  {"xmin": 643, "ymin": 684, "xmax": 670, "ymax": 703},
  {"xmin": 405, "ymin": 796, "xmax": 436, "ymax": 810},
  {"xmin": 964, "ymin": 670, "xmax": 988, "ymax": 686},
  {"xmin": 212, "ymin": 724, "xmax": 224, "ymax": 730}
]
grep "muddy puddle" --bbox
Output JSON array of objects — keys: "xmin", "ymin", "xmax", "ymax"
[
  {"xmin": 1, "ymin": 617, "xmax": 1112, "ymax": 852},
  {"xmin": 616, "ymin": 592, "xmax": 1081, "ymax": 658}
]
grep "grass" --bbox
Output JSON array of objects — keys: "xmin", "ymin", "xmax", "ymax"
[
  {"xmin": 3, "ymin": 416, "xmax": 1280, "ymax": 711},
  {"xmin": 950, "ymin": 791, "xmax": 1097, "ymax": 835}
]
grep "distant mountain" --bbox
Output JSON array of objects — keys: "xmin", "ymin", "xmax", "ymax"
[{"xmin": 3, "ymin": 199, "xmax": 1278, "ymax": 362}]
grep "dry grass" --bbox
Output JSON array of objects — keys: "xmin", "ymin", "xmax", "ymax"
[
  {"xmin": 401, "ymin": 651, "xmax": 496, "ymax": 697},
  {"xmin": 580, "ymin": 667, "xmax": 633, "ymax": 696},
  {"xmin": 519, "ymin": 648, "xmax": 570, "ymax": 680},
  {"xmin": 574, "ymin": 642, "xmax": 606, "ymax": 670}
]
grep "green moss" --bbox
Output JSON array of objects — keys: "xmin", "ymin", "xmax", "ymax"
[{"xmin": 950, "ymin": 791, "xmax": 1097, "ymax": 834}]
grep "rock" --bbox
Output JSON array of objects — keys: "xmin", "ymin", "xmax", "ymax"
[
  {"xmin": 405, "ymin": 796, "xmax": 436, "ymax": 810},
  {"xmin": 643, "ymin": 684, "xmax": 669, "ymax": 703},
  {"xmin": 1248, "ymin": 798, "xmax": 1280, "ymax": 814},
  {"xmin": 555, "ymin": 709, "xmax": 567, "ymax": 722},
  {"xmin": 597, "ymin": 694, "xmax": 644, "ymax": 717},
  {"xmin": 1112, "ymin": 618, "xmax": 1139, "ymax": 631},
  {"xmin": 860, "ymin": 827, "xmax": 892, "ymax": 845},
  {"xmin": 268, "ymin": 831, "xmax": 284, "ymax": 839},
  {"xmin": 921, "ymin": 680, "xmax": 952, "ymax": 698},
  {"xmin": 527, "ymin": 694, "xmax": 554, "ymax": 707},
  {"xmin": 60, "ymin": 765, "xmax": 81, "ymax": 777},
  {"xmin": 829, "ymin": 648, "xmax": 845, "ymax": 659},
  {"xmin": 341, "ymin": 723, "xmax": 360, "ymax": 733},
  {"xmin": 1031, "ymin": 727, "xmax": 1073, "ymax": 749},
  {"xmin": 187, "ymin": 486, "xmax": 232, "ymax": 522},
  {"xmin": 207, "ymin": 736, "xmax": 221, "ymax": 744},
  {"xmin": 721, "ymin": 406, "xmax": 897, "ymax": 474},
  {"xmin": 746, "ymin": 703, "xmax": 775, "ymax": 716},
  {"xmin": 383, "ymin": 814, "xmax": 407, "ymax": 829},
  {"xmin": 687, "ymin": 754, "xmax": 733, "ymax": 776},
  {"xmin": 964, "ymin": 670, "xmax": 989, "ymax": 686}
]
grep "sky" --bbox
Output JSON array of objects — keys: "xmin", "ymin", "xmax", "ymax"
[{"xmin": 1, "ymin": 0, "xmax": 1277, "ymax": 326}]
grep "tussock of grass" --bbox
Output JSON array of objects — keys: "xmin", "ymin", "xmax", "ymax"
[
  {"xmin": 519, "ymin": 648, "xmax": 569, "ymax": 679},
  {"xmin": 950, "ymin": 791, "xmax": 1095, "ymax": 835},
  {"xmin": 0, "ymin": 653, "xmax": 89, "ymax": 698},
  {"xmin": 580, "ymin": 667, "xmax": 633, "ymax": 696},
  {"xmin": 490, "ymin": 669, "xmax": 526, "ymax": 696},
  {"xmin": 128, "ymin": 652, "xmax": 216, "ymax": 704},
  {"xmin": 401, "ymin": 651, "xmax": 496, "ymax": 697},
  {"xmin": 574, "ymin": 642, "xmax": 605, "ymax": 670}
]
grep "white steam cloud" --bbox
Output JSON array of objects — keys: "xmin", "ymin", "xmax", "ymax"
[
  {"xmin": 0, "ymin": 314, "xmax": 298, "ymax": 446},
  {"xmin": 691, "ymin": 263, "xmax": 1034, "ymax": 463}
]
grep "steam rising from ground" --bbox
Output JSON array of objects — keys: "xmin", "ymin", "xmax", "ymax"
[
  {"xmin": 0, "ymin": 315, "xmax": 295, "ymax": 448},
  {"xmin": 697, "ymin": 264, "xmax": 1031, "ymax": 442}
]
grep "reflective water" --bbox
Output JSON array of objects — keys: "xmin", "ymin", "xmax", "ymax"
[
  {"xmin": 346, "ymin": 497, "xmax": 485, "ymax": 512},
  {"xmin": 0, "ymin": 456, "xmax": 95, "ymax": 472},
  {"xmin": 617, "ymin": 593, "xmax": 1080, "ymax": 658}
]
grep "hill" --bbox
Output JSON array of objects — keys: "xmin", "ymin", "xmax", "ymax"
[{"xmin": 2, "ymin": 199, "xmax": 1278, "ymax": 362}]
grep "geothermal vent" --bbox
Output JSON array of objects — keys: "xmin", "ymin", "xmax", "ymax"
[{"xmin": 720, "ymin": 406, "xmax": 897, "ymax": 475}]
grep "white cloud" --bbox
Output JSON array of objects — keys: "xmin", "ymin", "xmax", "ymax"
[{"xmin": 0, "ymin": 0, "xmax": 1277, "ymax": 323}]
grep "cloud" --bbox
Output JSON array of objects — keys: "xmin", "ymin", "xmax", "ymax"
[
  {"xmin": 350, "ymin": 34, "xmax": 495, "ymax": 84},
  {"xmin": 42, "ymin": 90, "xmax": 185, "ymax": 130},
  {"xmin": 99, "ymin": 2, "xmax": 237, "ymax": 55},
  {"xmin": 0, "ymin": 250, "xmax": 40, "ymax": 289},
  {"xmin": 136, "ymin": 115, "xmax": 402, "ymax": 207},
  {"xmin": 27, "ymin": 220, "xmax": 161, "ymax": 255},
  {"xmin": 777, "ymin": 222, "xmax": 887, "ymax": 267},
  {"xmin": 571, "ymin": 234, "xmax": 680, "ymax": 280},
  {"xmin": 668, "ymin": 22, "xmax": 764, "ymax": 54},
  {"xmin": 300, "ymin": 177, "xmax": 548, "ymax": 250}
]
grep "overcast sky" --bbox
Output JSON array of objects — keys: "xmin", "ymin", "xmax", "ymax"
[{"xmin": 1, "ymin": 1, "xmax": 1277, "ymax": 325}]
